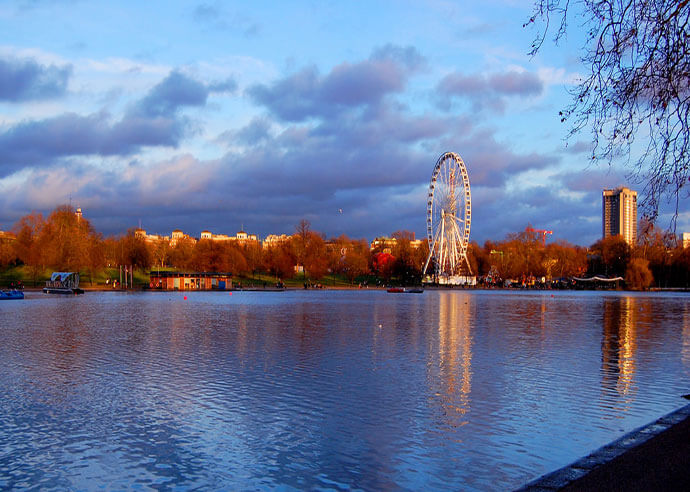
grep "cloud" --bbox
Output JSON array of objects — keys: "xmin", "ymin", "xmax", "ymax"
[
  {"xmin": 436, "ymin": 69, "xmax": 543, "ymax": 112},
  {"xmin": 192, "ymin": 2, "xmax": 260, "ymax": 37},
  {"xmin": 133, "ymin": 70, "xmax": 234, "ymax": 117},
  {"xmin": 0, "ymin": 55, "xmax": 72, "ymax": 101},
  {"xmin": 0, "ymin": 70, "xmax": 237, "ymax": 176},
  {"xmin": 248, "ymin": 45, "xmax": 425, "ymax": 122}
]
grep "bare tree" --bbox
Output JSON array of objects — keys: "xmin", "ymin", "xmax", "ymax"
[{"xmin": 527, "ymin": 0, "xmax": 690, "ymax": 225}]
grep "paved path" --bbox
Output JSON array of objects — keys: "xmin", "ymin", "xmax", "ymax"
[{"xmin": 518, "ymin": 401, "xmax": 690, "ymax": 491}]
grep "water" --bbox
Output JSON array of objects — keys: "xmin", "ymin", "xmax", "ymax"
[{"xmin": 1, "ymin": 290, "xmax": 689, "ymax": 490}]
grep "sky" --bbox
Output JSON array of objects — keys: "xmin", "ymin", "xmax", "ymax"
[{"xmin": 1, "ymin": 0, "xmax": 687, "ymax": 246}]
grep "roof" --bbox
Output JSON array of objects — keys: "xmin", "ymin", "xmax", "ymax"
[
  {"xmin": 149, "ymin": 271, "xmax": 233, "ymax": 278},
  {"xmin": 50, "ymin": 272, "xmax": 78, "ymax": 281}
]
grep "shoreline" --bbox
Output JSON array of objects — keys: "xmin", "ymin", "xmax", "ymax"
[{"xmin": 517, "ymin": 400, "xmax": 690, "ymax": 491}]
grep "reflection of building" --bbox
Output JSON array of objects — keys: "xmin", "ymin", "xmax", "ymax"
[
  {"xmin": 602, "ymin": 296, "xmax": 638, "ymax": 398},
  {"xmin": 603, "ymin": 187, "xmax": 637, "ymax": 245}
]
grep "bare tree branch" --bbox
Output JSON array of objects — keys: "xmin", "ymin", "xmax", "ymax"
[{"xmin": 528, "ymin": 0, "xmax": 690, "ymax": 227}]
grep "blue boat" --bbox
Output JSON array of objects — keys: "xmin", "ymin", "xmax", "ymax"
[{"xmin": 0, "ymin": 290, "xmax": 24, "ymax": 300}]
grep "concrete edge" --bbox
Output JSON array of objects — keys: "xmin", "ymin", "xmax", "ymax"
[{"xmin": 514, "ymin": 402, "xmax": 690, "ymax": 491}]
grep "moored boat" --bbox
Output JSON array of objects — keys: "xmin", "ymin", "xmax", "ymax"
[
  {"xmin": 0, "ymin": 289, "xmax": 24, "ymax": 300},
  {"xmin": 387, "ymin": 287, "xmax": 425, "ymax": 293},
  {"xmin": 43, "ymin": 272, "xmax": 84, "ymax": 295}
]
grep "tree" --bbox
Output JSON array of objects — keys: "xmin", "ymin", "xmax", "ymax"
[
  {"xmin": 263, "ymin": 243, "xmax": 295, "ymax": 280},
  {"xmin": 42, "ymin": 205, "xmax": 94, "ymax": 272},
  {"xmin": 118, "ymin": 230, "xmax": 152, "ymax": 270},
  {"xmin": 590, "ymin": 236, "xmax": 631, "ymax": 277},
  {"xmin": 528, "ymin": 0, "xmax": 690, "ymax": 223},
  {"xmin": 0, "ymin": 236, "xmax": 16, "ymax": 268},
  {"xmin": 12, "ymin": 212, "xmax": 47, "ymax": 286},
  {"xmin": 341, "ymin": 242, "xmax": 370, "ymax": 284},
  {"xmin": 626, "ymin": 257, "xmax": 654, "ymax": 290}
]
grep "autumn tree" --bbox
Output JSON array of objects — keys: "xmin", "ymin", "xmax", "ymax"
[
  {"xmin": 527, "ymin": 0, "xmax": 690, "ymax": 223},
  {"xmin": 12, "ymin": 212, "xmax": 47, "ymax": 286},
  {"xmin": 341, "ymin": 239, "xmax": 370, "ymax": 284},
  {"xmin": 302, "ymin": 232, "xmax": 329, "ymax": 280},
  {"xmin": 545, "ymin": 240, "xmax": 587, "ymax": 278},
  {"xmin": 192, "ymin": 239, "xmax": 226, "ymax": 272},
  {"xmin": 263, "ymin": 242, "xmax": 295, "ymax": 280},
  {"xmin": 0, "ymin": 236, "xmax": 16, "ymax": 268},
  {"xmin": 151, "ymin": 239, "xmax": 170, "ymax": 270},
  {"xmin": 117, "ymin": 229, "xmax": 152, "ymax": 270},
  {"xmin": 168, "ymin": 237, "xmax": 195, "ymax": 270},
  {"xmin": 590, "ymin": 236, "xmax": 631, "ymax": 277},
  {"xmin": 41, "ymin": 205, "xmax": 95, "ymax": 272},
  {"xmin": 626, "ymin": 258, "xmax": 654, "ymax": 291},
  {"xmin": 390, "ymin": 231, "xmax": 420, "ymax": 284}
]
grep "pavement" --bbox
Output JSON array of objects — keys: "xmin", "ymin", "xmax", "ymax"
[{"xmin": 517, "ymin": 400, "xmax": 690, "ymax": 491}]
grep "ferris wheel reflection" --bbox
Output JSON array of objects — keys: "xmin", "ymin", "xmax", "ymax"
[{"xmin": 432, "ymin": 291, "xmax": 474, "ymax": 429}]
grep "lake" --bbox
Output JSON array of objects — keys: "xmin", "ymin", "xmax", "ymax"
[{"xmin": 1, "ymin": 289, "xmax": 689, "ymax": 490}]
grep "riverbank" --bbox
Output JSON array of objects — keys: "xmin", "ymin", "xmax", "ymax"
[{"xmin": 518, "ymin": 400, "xmax": 690, "ymax": 491}]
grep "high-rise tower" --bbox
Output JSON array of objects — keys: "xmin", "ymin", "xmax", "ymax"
[{"xmin": 602, "ymin": 187, "xmax": 637, "ymax": 245}]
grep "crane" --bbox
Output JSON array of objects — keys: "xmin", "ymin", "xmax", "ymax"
[{"xmin": 525, "ymin": 226, "xmax": 553, "ymax": 246}]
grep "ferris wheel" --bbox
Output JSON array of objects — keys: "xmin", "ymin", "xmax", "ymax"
[{"xmin": 422, "ymin": 152, "xmax": 473, "ymax": 280}]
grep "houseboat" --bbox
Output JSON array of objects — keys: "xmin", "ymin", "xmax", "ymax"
[{"xmin": 44, "ymin": 272, "xmax": 84, "ymax": 295}]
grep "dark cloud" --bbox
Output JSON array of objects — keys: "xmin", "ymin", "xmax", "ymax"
[
  {"xmin": 134, "ymin": 70, "xmax": 210, "ymax": 117},
  {"xmin": 437, "ymin": 70, "xmax": 543, "ymax": 112},
  {"xmin": 222, "ymin": 117, "xmax": 272, "ymax": 146},
  {"xmin": 0, "ymin": 111, "xmax": 184, "ymax": 175},
  {"xmin": 470, "ymin": 184, "xmax": 601, "ymax": 245},
  {"xmin": 0, "ymin": 56, "xmax": 72, "ymax": 101},
  {"xmin": 559, "ymin": 167, "xmax": 629, "ymax": 193},
  {"xmin": 0, "ymin": 70, "xmax": 237, "ymax": 176},
  {"xmin": 248, "ymin": 45, "xmax": 425, "ymax": 122}
]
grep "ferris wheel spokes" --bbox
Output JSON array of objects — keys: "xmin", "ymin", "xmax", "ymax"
[{"xmin": 422, "ymin": 152, "xmax": 473, "ymax": 280}]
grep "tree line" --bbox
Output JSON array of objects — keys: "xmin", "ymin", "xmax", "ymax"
[{"xmin": 1, "ymin": 206, "xmax": 690, "ymax": 289}]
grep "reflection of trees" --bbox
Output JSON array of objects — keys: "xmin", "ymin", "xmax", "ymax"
[
  {"xmin": 601, "ymin": 296, "xmax": 640, "ymax": 399},
  {"xmin": 435, "ymin": 292, "xmax": 473, "ymax": 428}
]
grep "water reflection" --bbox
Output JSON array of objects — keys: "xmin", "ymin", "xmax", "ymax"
[
  {"xmin": 1, "ymin": 291, "xmax": 689, "ymax": 491},
  {"xmin": 602, "ymin": 296, "xmax": 638, "ymax": 400},
  {"xmin": 435, "ymin": 292, "xmax": 473, "ymax": 429}
]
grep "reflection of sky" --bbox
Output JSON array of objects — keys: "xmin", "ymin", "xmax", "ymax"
[{"xmin": 1, "ymin": 291, "xmax": 690, "ymax": 490}]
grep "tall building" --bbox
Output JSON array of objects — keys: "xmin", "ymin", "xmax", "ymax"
[{"xmin": 602, "ymin": 187, "xmax": 637, "ymax": 245}]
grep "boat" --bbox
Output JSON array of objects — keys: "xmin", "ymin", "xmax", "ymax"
[
  {"xmin": 387, "ymin": 287, "xmax": 425, "ymax": 293},
  {"xmin": 0, "ymin": 290, "xmax": 24, "ymax": 300},
  {"xmin": 43, "ymin": 272, "xmax": 84, "ymax": 295},
  {"xmin": 405, "ymin": 288, "xmax": 424, "ymax": 294}
]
